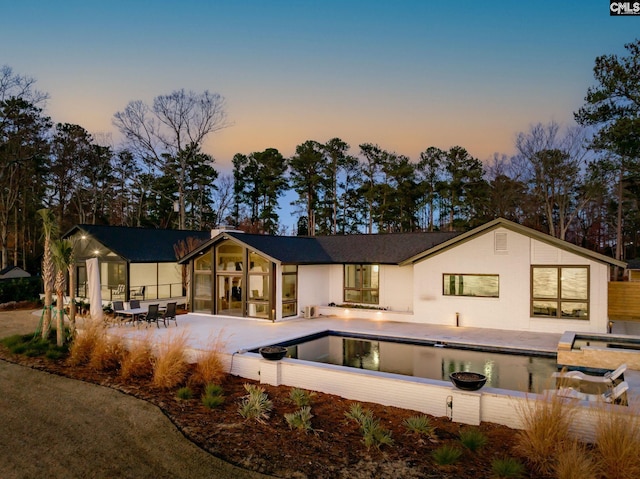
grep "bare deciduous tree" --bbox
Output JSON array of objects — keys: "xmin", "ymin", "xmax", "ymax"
[{"xmin": 113, "ymin": 89, "xmax": 230, "ymax": 229}]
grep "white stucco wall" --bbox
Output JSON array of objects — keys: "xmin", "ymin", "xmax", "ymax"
[
  {"xmin": 412, "ymin": 227, "xmax": 610, "ymax": 333},
  {"xmin": 298, "ymin": 265, "xmax": 332, "ymax": 311}
]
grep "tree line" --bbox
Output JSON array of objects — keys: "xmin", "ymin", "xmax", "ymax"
[{"xmin": 1, "ymin": 39, "xmax": 638, "ymax": 273}]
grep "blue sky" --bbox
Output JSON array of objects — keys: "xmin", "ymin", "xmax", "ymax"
[{"xmin": 1, "ymin": 1, "xmax": 638, "ymax": 172}]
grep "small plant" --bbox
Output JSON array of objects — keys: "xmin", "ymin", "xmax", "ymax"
[
  {"xmin": 201, "ymin": 383, "xmax": 225, "ymax": 409},
  {"xmin": 176, "ymin": 387, "xmax": 194, "ymax": 400},
  {"xmin": 403, "ymin": 414, "xmax": 437, "ymax": 439},
  {"xmin": 288, "ymin": 387, "xmax": 316, "ymax": 407},
  {"xmin": 204, "ymin": 383, "xmax": 224, "ymax": 397},
  {"xmin": 202, "ymin": 393, "xmax": 225, "ymax": 409},
  {"xmin": 459, "ymin": 427, "xmax": 487, "ymax": 452},
  {"xmin": 431, "ymin": 444, "xmax": 462, "ymax": 465},
  {"xmin": 361, "ymin": 415, "xmax": 394, "ymax": 449},
  {"xmin": 238, "ymin": 383, "xmax": 273, "ymax": 423},
  {"xmin": 345, "ymin": 402, "xmax": 372, "ymax": 423},
  {"xmin": 284, "ymin": 406, "xmax": 314, "ymax": 432},
  {"xmin": 491, "ymin": 456, "xmax": 526, "ymax": 478},
  {"xmin": 345, "ymin": 403, "xmax": 393, "ymax": 449},
  {"xmin": 554, "ymin": 440, "xmax": 598, "ymax": 479},
  {"xmin": 152, "ymin": 332, "xmax": 189, "ymax": 389}
]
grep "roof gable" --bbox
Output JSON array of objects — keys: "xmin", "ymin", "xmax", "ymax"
[
  {"xmin": 64, "ymin": 225, "xmax": 211, "ymax": 263},
  {"xmin": 400, "ymin": 218, "xmax": 627, "ymax": 268}
]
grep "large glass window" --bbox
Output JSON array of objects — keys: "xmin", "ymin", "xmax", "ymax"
[
  {"xmin": 532, "ymin": 266, "xmax": 589, "ymax": 319},
  {"xmin": 443, "ymin": 274, "xmax": 499, "ymax": 297},
  {"xmin": 344, "ymin": 264, "xmax": 379, "ymax": 304},
  {"xmin": 248, "ymin": 252, "xmax": 270, "ymax": 319},
  {"xmin": 193, "ymin": 251, "xmax": 213, "ymax": 313},
  {"xmin": 216, "ymin": 242, "xmax": 243, "ymax": 316},
  {"xmin": 282, "ymin": 265, "xmax": 297, "ymax": 317}
]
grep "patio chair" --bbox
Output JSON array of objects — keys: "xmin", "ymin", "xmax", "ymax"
[
  {"xmin": 552, "ymin": 364, "xmax": 627, "ymax": 384},
  {"xmin": 556, "ymin": 381, "xmax": 629, "ymax": 403},
  {"xmin": 112, "ymin": 301, "xmax": 125, "ymax": 325},
  {"xmin": 129, "ymin": 299, "xmax": 141, "ymax": 309},
  {"xmin": 139, "ymin": 304, "xmax": 160, "ymax": 328},
  {"xmin": 160, "ymin": 302, "xmax": 178, "ymax": 327}
]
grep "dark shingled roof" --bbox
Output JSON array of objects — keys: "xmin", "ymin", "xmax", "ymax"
[
  {"xmin": 216, "ymin": 231, "xmax": 462, "ymax": 264},
  {"xmin": 64, "ymin": 225, "xmax": 211, "ymax": 263}
]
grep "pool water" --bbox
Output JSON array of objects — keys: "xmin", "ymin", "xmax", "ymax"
[{"xmin": 261, "ymin": 332, "xmax": 558, "ymax": 394}]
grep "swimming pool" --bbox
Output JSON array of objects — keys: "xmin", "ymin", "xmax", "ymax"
[{"xmin": 256, "ymin": 332, "xmax": 558, "ymax": 393}]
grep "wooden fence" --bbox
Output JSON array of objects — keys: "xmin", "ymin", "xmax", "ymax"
[{"xmin": 608, "ymin": 282, "xmax": 640, "ymax": 321}]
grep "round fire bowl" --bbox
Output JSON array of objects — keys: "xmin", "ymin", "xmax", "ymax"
[
  {"xmin": 259, "ymin": 346, "xmax": 288, "ymax": 361},
  {"xmin": 449, "ymin": 372, "xmax": 487, "ymax": 391}
]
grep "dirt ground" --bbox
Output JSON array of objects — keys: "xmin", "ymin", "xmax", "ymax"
[
  {"xmin": 0, "ymin": 309, "xmax": 269, "ymax": 479},
  {"xmin": 0, "ymin": 308, "xmax": 529, "ymax": 479}
]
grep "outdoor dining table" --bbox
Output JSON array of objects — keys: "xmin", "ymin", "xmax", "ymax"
[{"xmin": 118, "ymin": 305, "xmax": 166, "ymax": 325}]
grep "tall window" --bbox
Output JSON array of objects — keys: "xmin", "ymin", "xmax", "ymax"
[
  {"xmin": 282, "ymin": 265, "xmax": 297, "ymax": 317},
  {"xmin": 193, "ymin": 251, "xmax": 213, "ymax": 312},
  {"xmin": 344, "ymin": 264, "xmax": 379, "ymax": 304},
  {"xmin": 443, "ymin": 274, "xmax": 499, "ymax": 297},
  {"xmin": 531, "ymin": 266, "xmax": 589, "ymax": 319}
]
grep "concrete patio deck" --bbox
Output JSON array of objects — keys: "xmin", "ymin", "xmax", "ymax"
[{"xmin": 120, "ymin": 312, "xmax": 563, "ymax": 355}]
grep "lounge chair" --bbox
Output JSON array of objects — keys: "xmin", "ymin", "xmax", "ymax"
[
  {"xmin": 552, "ymin": 364, "xmax": 627, "ymax": 384},
  {"xmin": 556, "ymin": 381, "xmax": 629, "ymax": 403}
]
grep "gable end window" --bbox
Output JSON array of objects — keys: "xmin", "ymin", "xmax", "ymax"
[
  {"xmin": 344, "ymin": 264, "xmax": 379, "ymax": 304},
  {"xmin": 531, "ymin": 266, "xmax": 589, "ymax": 319},
  {"xmin": 443, "ymin": 274, "xmax": 499, "ymax": 297}
]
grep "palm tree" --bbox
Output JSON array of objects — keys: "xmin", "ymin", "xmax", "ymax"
[
  {"xmin": 37, "ymin": 209, "xmax": 58, "ymax": 340},
  {"xmin": 51, "ymin": 239, "xmax": 73, "ymax": 346}
]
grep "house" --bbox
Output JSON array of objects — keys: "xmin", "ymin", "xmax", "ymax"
[
  {"xmin": 179, "ymin": 218, "xmax": 626, "ymax": 334},
  {"xmin": 0, "ymin": 266, "xmax": 31, "ymax": 280},
  {"xmin": 64, "ymin": 225, "xmax": 211, "ymax": 303}
]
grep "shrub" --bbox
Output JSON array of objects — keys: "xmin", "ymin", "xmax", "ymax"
[
  {"xmin": 89, "ymin": 333, "xmax": 125, "ymax": 371},
  {"xmin": 192, "ymin": 332, "xmax": 227, "ymax": 387},
  {"xmin": 459, "ymin": 427, "xmax": 487, "ymax": 452},
  {"xmin": 403, "ymin": 414, "xmax": 436, "ymax": 438},
  {"xmin": 0, "ymin": 276, "xmax": 42, "ymax": 303},
  {"xmin": 120, "ymin": 335, "xmax": 154, "ymax": 380},
  {"xmin": 238, "ymin": 383, "xmax": 273, "ymax": 423},
  {"xmin": 515, "ymin": 392, "xmax": 577, "ymax": 476},
  {"xmin": 554, "ymin": 440, "xmax": 599, "ymax": 479},
  {"xmin": 594, "ymin": 403, "xmax": 640, "ymax": 479},
  {"xmin": 67, "ymin": 320, "xmax": 104, "ymax": 366},
  {"xmin": 176, "ymin": 387, "xmax": 194, "ymax": 400},
  {"xmin": 431, "ymin": 444, "xmax": 462, "ymax": 465},
  {"xmin": 284, "ymin": 406, "xmax": 314, "ymax": 433},
  {"xmin": 491, "ymin": 456, "xmax": 525, "ymax": 478},
  {"xmin": 288, "ymin": 387, "xmax": 316, "ymax": 407},
  {"xmin": 152, "ymin": 332, "xmax": 189, "ymax": 389}
]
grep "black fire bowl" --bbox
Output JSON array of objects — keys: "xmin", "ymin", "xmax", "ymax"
[
  {"xmin": 449, "ymin": 372, "xmax": 487, "ymax": 391},
  {"xmin": 259, "ymin": 346, "xmax": 288, "ymax": 360}
]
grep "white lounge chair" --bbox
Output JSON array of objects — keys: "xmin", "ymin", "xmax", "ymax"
[
  {"xmin": 553, "ymin": 364, "xmax": 627, "ymax": 383},
  {"xmin": 556, "ymin": 381, "xmax": 629, "ymax": 403},
  {"xmin": 552, "ymin": 364, "xmax": 627, "ymax": 384}
]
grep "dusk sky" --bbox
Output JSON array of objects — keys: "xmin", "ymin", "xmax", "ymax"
[{"xmin": 2, "ymin": 1, "xmax": 638, "ymax": 173}]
